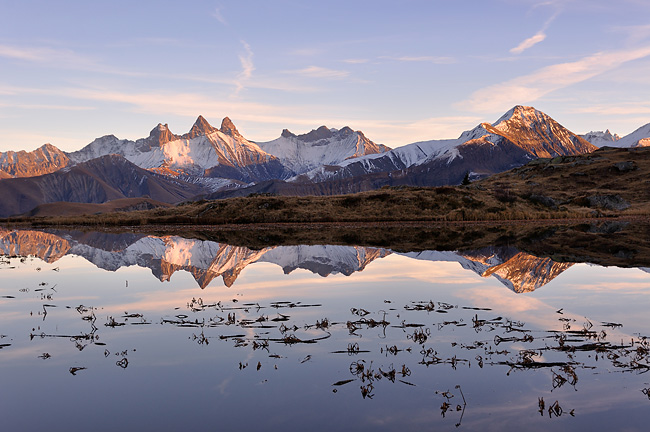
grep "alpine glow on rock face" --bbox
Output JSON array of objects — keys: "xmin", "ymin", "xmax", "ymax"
[{"xmin": 3, "ymin": 103, "xmax": 650, "ymax": 217}]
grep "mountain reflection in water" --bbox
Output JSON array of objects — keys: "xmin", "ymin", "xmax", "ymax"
[
  {"xmin": 2, "ymin": 227, "xmax": 650, "ymax": 431},
  {"xmin": 0, "ymin": 228, "xmax": 573, "ymax": 292}
]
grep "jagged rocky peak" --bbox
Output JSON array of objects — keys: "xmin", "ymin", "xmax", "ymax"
[
  {"xmin": 186, "ymin": 115, "xmax": 217, "ymax": 139},
  {"xmin": 220, "ymin": 117, "xmax": 241, "ymax": 137},
  {"xmin": 280, "ymin": 125, "xmax": 359, "ymax": 142},
  {"xmin": 0, "ymin": 142, "xmax": 71, "ymax": 178},
  {"xmin": 339, "ymin": 126, "xmax": 354, "ymax": 137},
  {"xmin": 147, "ymin": 123, "xmax": 178, "ymax": 146},
  {"xmin": 281, "ymin": 129, "xmax": 297, "ymax": 138},
  {"xmin": 298, "ymin": 125, "xmax": 334, "ymax": 142},
  {"xmin": 581, "ymin": 129, "xmax": 621, "ymax": 146}
]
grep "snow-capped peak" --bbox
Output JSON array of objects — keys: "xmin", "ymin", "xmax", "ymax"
[
  {"xmin": 257, "ymin": 125, "xmax": 390, "ymax": 175},
  {"xmin": 66, "ymin": 116, "xmax": 284, "ymax": 182},
  {"xmin": 492, "ymin": 105, "xmax": 552, "ymax": 132},
  {"xmin": 593, "ymin": 123, "xmax": 650, "ymax": 148},
  {"xmin": 580, "ymin": 130, "xmax": 621, "ymax": 147}
]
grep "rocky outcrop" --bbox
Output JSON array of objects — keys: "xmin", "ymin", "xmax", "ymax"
[{"xmin": 0, "ymin": 143, "xmax": 70, "ymax": 178}]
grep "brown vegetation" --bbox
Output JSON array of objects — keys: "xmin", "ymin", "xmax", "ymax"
[{"xmin": 3, "ymin": 146, "xmax": 650, "ymax": 227}]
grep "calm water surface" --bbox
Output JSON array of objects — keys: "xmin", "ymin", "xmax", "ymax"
[{"xmin": 1, "ymin": 229, "xmax": 650, "ymax": 431}]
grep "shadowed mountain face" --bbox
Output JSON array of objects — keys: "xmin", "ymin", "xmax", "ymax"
[
  {"xmin": 205, "ymin": 106, "xmax": 598, "ymax": 198},
  {"xmin": 0, "ymin": 155, "xmax": 208, "ymax": 217},
  {"xmin": 0, "ymin": 106, "xmax": 610, "ymax": 218},
  {"xmin": 0, "ymin": 229, "xmax": 577, "ymax": 291}
]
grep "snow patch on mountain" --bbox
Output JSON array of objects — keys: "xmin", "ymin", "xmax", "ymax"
[
  {"xmin": 293, "ymin": 136, "xmax": 461, "ymax": 182},
  {"xmin": 581, "ymin": 130, "xmax": 621, "ymax": 147},
  {"xmin": 582, "ymin": 124, "xmax": 650, "ymax": 148},
  {"xmin": 259, "ymin": 245, "xmax": 391, "ymax": 276},
  {"xmin": 612, "ymin": 123, "xmax": 650, "ymax": 148},
  {"xmin": 67, "ymin": 116, "xmax": 283, "ymax": 180},
  {"xmin": 257, "ymin": 126, "xmax": 389, "ymax": 175}
]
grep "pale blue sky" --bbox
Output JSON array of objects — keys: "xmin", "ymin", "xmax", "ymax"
[{"xmin": 1, "ymin": 0, "xmax": 649, "ymax": 151}]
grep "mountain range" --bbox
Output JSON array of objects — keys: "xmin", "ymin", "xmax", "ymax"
[
  {"xmin": 0, "ymin": 228, "xmax": 576, "ymax": 292},
  {"xmin": 0, "ymin": 106, "xmax": 648, "ymax": 217}
]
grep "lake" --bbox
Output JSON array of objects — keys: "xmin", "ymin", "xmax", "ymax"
[{"xmin": 1, "ymin": 227, "xmax": 650, "ymax": 431}]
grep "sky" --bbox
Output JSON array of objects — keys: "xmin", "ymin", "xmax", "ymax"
[{"xmin": 1, "ymin": 0, "xmax": 650, "ymax": 152}]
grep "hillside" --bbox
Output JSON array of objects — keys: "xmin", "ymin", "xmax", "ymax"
[
  {"xmin": 6, "ymin": 146, "xmax": 649, "ymax": 226},
  {"xmin": 0, "ymin": 155, "xmax": 206, "ymax": 217}
]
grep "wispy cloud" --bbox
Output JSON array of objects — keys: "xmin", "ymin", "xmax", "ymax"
[
  {"xmin": 0, "ymin": 129, "xmax": 90, "ymax": 151},
  {"xmin": 354, "ymin": 116, "xmax": 482, "ymax": 144},
  {"xmin": 510, "ymin": 32, "xmax": 547, "ymax": 55},
  {"xmin": 1, "ymin": 81, "xmax": 481, "ymax": 145},
  {"xmin": 287, "ymin": 66, "xmax": 350, "ymax": 79},
  {"xmin": 457, "ymin": 46, "xmax": 650, "ymax": 113},
  {"xmin": 0, "ymin": 42, "xmax": 153, "ymax": 78},
  {"xmin": 510, "ymin": 10, "xmax": 559, "ymax": 54},
  {"xmin": 212, "ymin": 7, "xmax": 227, "ymax": 25},
  {"xmin": 0, "ymin": 43, "xmax": 98, "ymax": 67},
  {"xmin": 233, "ymin": 41, "xmax": 254, "ymax": 96},
  {"xmin": 0, "ymin": 102, "xmax": 94, "ymax": 111}
]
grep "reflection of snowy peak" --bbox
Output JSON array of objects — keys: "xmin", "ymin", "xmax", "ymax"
[
  {"xmin": 403, "ymin": 246, "xmax": 573, "ymax": 293},
  {"xmin": 0, "ymin": 228, "xmax": 71, "ymax": 263},
  {"xmin": 67, "ymin": 236, "xmax": 269, "ymax": 288},
  {"xmin": 157, "ymin": 238, "xmax": 271, "ymax": 288},
  {"xmin": 257, "ymin": 126, "xmax": 390, "ymax": 175},
  {"xmin": 259, "ymin": 245, "xmax": 391, "ymax": 276},
  {"xmin": 459, "ymin": 248, "xmax": 573, "ymax": 293},
  {"xmin": 0, "ymin": 230, "xmax": 391, "ymax": 288},
  {"xmin": 0, "ymin": 229, "xmax": 572, "ymax": 291}
]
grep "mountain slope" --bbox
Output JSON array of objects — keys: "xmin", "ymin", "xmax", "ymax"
[
  {"xmin": 0, "ymin": 143, "xmax": 70, "ymax": 178},
  {"xmin": 257, "ymin": 126, "xmax": 390, "ymax": 175},
  {"xmin": 581, "ymin": 130, "xmax": 621, "ymax": 147},
  {"xmin": 613, "ymin": 123, "xmax": 650, "ymax": 148},
  {"xmin": 301, "ymin": 106, "xmax": 595, "ymax": 184},
  {"xmin": 68, "ymin": 116, "xmax": 290, "ymax": 182},
  {"xmin": 0, "ymin": 154, "xmax": 207, "ymax": 217},
  {"xmin": 204, "ymin": 105, "xmax": 597, "ymax": 197},
  {"xmin": 581, "ymin": 125, "xmax": 650, "ymax": 148}
]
